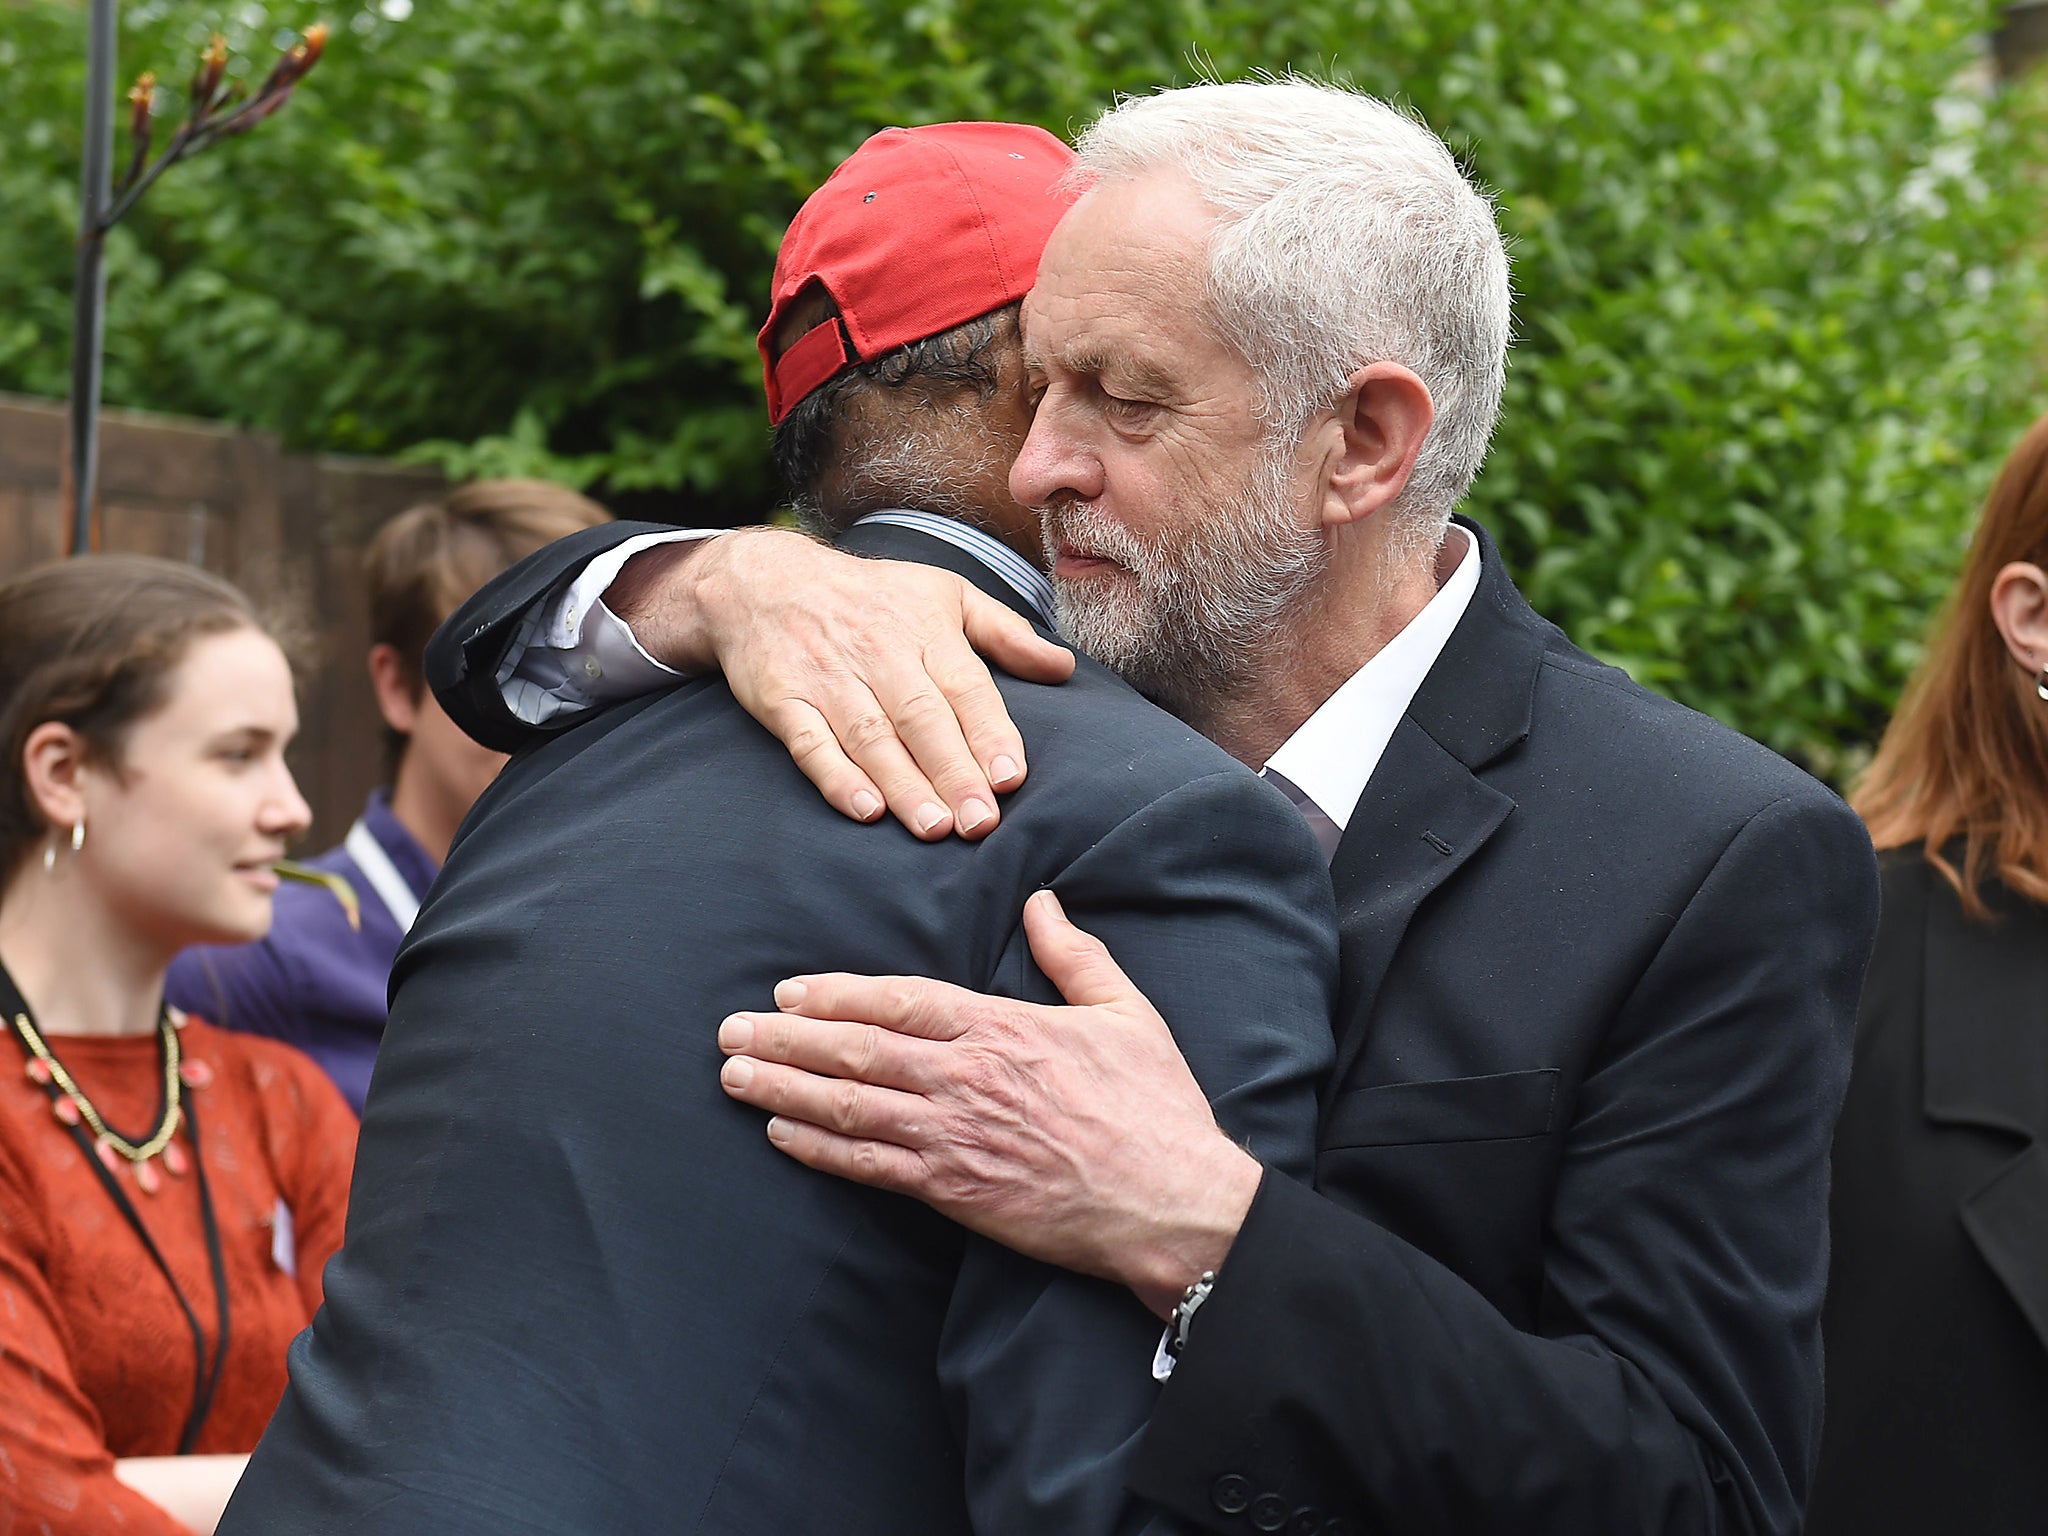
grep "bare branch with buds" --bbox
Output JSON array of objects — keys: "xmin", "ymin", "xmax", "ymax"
[
  {"xmin": 117, "ymin": 72, "xmax": 155, "ymax": 197},
  {"xmin": 98, "ymin": 24, "xmax": 328, "ymax": 229},
  {"xmin": 68, "ymin": 13, "xmax": 331, "ymax": 555}
]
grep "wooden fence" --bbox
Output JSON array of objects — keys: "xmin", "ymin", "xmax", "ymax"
[{"xmin": 0, "ymin": 392, "xmax": 447, "ymax": 850}]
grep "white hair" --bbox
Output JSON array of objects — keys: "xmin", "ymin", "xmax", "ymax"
[{"xmin": 1072, "ymin": 78, "xmax": 1512, "ymax": 555}]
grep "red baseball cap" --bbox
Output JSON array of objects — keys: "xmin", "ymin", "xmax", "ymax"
[{"xmin": 758, "ymin": 121, "xmax": 1077, "ymax": 426}]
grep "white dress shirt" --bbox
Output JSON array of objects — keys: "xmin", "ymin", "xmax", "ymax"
[
  {"xmin": 496, "ymin": 528, "xmax": 706, "ymax": 726},
  {"xmin": 1260, "ymin": 523, "xmax": 1480, "ymax": 833}
]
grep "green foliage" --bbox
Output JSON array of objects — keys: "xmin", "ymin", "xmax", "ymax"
[{"xmin": 1, "ymin": 0, "xmax": 2042, "ymax": 768}]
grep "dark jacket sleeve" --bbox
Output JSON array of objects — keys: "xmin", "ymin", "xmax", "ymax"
[
  {"xmin": 942, "ymin": 770, "xmax": 1337, "ymax": 1536},
  {"xmin": 1129, "ymin": 788, "xmax": 1879, "ymax": 1536},
  {"xmin": 424, "ymin": 520, "xmax": 672, "ymax": 754}
]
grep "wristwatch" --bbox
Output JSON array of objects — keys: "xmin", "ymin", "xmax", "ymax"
[{"xmin": 1165, "ymin": 1270, "xmax": 1217, "ymax": 1362}]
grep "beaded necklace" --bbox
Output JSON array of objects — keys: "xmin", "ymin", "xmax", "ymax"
[
  {"xmin": 1, "ymin": 963, "xmax": 231, "ymax": 1452},
  {"xmin": 11, "ymin": 1004, "xmax": 193, "ymax": 1189}
]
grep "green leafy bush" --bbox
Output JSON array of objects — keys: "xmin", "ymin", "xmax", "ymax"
[{"xmin": 2, "ymin": 0, "xmax": 2042, "ymax": 770}]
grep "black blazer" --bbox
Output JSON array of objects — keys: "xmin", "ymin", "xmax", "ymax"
[
  {"xmin": 219, "ymin": 521, "xmax": 1337, "ymax": 1536},
  {"xmin": 1806, "ymin": 849, "xmax": 2048, "ymax": 1536},
  {"xmin": 1127, "ymin": 520, "xmax": 1879, "ymax": 1536},
  {"xmin": 405, "ymin": 516, "xmax": 1880, "ymax": 1536}
]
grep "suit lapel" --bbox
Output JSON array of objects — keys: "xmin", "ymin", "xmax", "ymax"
[
  {"xmin": 1325, "ymin": 519, "xmax": 1548, "ymax": 1088},
  {"xmin": 1329, "ymin": 720, "xmax": 1514, "ymax": 1089},
  {"xmin": 1922, "ymin": 880, "xmax": 2048, "ymax": 1358}
]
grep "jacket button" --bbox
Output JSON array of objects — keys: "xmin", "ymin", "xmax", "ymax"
[
  {"xmin": 1318, "ymin": 1521, "xmax": 1354, "ymax": 1536},
  {"xmin": 1212, "ymin": 1474, "xmax": 1253, "ymax": 1515},
  {"xmin": 1251, "ymin": 1493, "xmax": 1289, "ymax": 1531},
  {"xmin": 1289, "ymin": 1510, "xmax": 1324, "ymax": 1535}
]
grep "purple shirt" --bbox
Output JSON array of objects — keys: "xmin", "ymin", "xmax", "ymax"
[{"xmin": 165, "ymin": 791, "xmax": 436, "ymax": 1116}]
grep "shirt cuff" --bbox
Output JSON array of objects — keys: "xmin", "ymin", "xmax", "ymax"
[
  {"xmin": 1152, "ymin": 1327, "xmax": 1179, "ymax": 1382},
  {"xmin": 498, "ymin": 529, "xmax": 712, "ymax": 725}
]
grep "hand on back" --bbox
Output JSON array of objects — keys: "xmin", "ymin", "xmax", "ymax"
[{"xmin": 715, "ymin": 890, "xmax": 1261, "ymax": 1311}]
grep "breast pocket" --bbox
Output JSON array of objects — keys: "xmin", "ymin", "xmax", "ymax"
[
  {"xmin": 1315, "ymin": 1068, "xmax": 1561, "ymax": 1324},
  {"xmin": 1321, "ymin": 1067, "xmax": 1560, "ymax": 1149}
]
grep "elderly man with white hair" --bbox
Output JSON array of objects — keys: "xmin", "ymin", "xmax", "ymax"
[{"xmin": 440, "ymin": 80, "xmax": 1879, "ymax": 1536}]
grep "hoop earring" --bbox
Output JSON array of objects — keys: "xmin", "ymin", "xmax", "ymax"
[
  {"xmin": 70, "ymin": 818, "xmax": 85, "ymax": 855},
  {"xmin": 42, "ymin": 838, "xmax": 57, "ymax": 873},
  {"xmin": 2038, "ymin": 664, "xmax": 2048, "ymax": 703}
]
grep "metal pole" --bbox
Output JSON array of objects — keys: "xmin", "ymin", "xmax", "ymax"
[{"xmin": 68, "ymin": 0, "xmax": 117, "ymax": 557}]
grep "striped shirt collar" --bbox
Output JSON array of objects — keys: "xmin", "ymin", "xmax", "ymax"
[{"xmin": 852, "ymin": 510, "xmax": 1056, "ymax": 627}]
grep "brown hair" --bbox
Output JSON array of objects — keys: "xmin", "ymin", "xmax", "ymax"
[
  {"xmin": 0, "ymin": 555, "xmax": 272, "ymax": 876},
  {"xmin": 365, "ymin": 478, "xmax": 612, "ymax": 690},
  {"xmin": 1853, "ymin": 412, "xmax": 2048, "ymax": 916}
]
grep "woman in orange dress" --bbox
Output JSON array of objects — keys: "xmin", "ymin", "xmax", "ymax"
[{"xmin": 0, "ymin": 556, "xmax": 357, "ymax": 1535}]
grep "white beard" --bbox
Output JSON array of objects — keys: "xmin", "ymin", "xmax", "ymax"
[{"xmin": 1039, "ymin": 444, "xmax": 1325, "ymax": 724}]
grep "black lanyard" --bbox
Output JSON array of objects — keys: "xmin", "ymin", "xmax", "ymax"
[{"xmin": 1, "ymin": 964, "xmax": 232, "ymax": 1453}]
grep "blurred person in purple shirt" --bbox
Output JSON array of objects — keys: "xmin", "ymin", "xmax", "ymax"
[{"xmin": 166, "ymin": 481, "xmax": 612, "ymax": 1112}]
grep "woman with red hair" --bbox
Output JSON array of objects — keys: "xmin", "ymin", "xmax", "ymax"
[{"xmin": 1809, "ymin": 416, "xmax": 2048, "ymax": 1534}]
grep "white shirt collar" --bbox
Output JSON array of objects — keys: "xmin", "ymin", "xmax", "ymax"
[
  {"xmin": 851, "ymin": 511, "xmax": 1056, "ymax": 627},
  {"xmin": 1261, "ymin": 524, "xmax": 1481, "ymax": 833}
]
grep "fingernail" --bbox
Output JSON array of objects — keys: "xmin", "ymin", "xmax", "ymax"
[
  {"xmin": 852, "ymin": 789, "xmax": 882, "ymax": 821},
  {"xmin": 766, "ymin": 1116, "xmax": 793, "ymax": 1144},
  {"xmin": 990, "ymin": 755, "xmax": 1020, "ymax": 787},
  {"xmin": 773, "ymin": 978, "xmax": 807, "ymax": 1009},
  {"xmin": 959, "ymin": 797, "xmax": 993, "ymax": 833},
  {"xmin": 718, "ymin": 1014, "xmax": 753, "ymax": 1051},
  {"xmin": 1031, "ymin": 888, "xmax": 1062, "ymax": 916},
  {"xmin": 720, "ymin": 1057, "xmax": 754, "ymax": 1090},
  {"xmin": 915, "ymin": 802, "xmax": 948, "ymax": 835}
]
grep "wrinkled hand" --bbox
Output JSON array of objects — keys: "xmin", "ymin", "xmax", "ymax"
[
  {"xmin": 716, "ymin": 890, "xmax": 1262, "ymax": 1315},
  {"xmin": 610, "ymin": 527, "xmax": 1074, "ymax": 840}
]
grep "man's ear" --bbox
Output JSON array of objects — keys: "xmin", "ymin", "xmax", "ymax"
[
  {"xmin": 367, "ymin": 643, "xmax": 421, "ymax": 735},
  {"xmin": 1988, "ymin": 560, "xmax": 2048, "ymax": 678},
  {"xmin": 1313, "ymin": 362, "xmax": 1436, "ymax": 531},
  {"xmin": 20, "ymin": 721, "xmax": 90, "ymax": 834}
]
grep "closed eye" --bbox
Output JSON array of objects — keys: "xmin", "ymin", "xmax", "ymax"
[{"xmin": 1099, "ymin": 387, "xmax": 1161, "ymax": 429}]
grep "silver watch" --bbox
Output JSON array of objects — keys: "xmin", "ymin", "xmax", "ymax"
[{"xmin": 1165, "ymin": 1270, "xmax": 1217, "ymax": 1360}]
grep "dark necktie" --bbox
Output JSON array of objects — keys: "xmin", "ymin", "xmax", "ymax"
[{"xmin": 1261, "ymin": 767, "xmax": 1342, "ymax": 866}]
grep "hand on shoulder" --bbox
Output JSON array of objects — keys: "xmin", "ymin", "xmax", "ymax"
[{"xmin": 615, "ymin": 527, "xmax": 1074, "ymax": 841}]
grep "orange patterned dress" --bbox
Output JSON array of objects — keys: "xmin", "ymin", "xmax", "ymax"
[{"xmin": 0, "ymin": 1015, "xmax": 356, "ymax": 1535}]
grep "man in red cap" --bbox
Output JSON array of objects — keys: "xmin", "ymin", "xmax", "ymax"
[
  {"xmin": 221, "ymin": 125, "xmax": 1335, "ymax": 1536},
  {"xmin": 761, "ymin": 121, "xmax": 1072, "ymax": 548},
  {"xmin": 436, "ymin": 120, "xmax": 1085, "ymax": 796}
]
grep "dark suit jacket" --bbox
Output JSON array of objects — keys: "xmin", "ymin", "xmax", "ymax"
[
  {"xmin": 397, "ymin": 515, "xmax": 1879, "ymax": 1536},
  {"xmin": 1126, "ymin": 520, "xmax": 1879, "ymax": 1536},
  {"xmin": 219, "ymin": 521, "xmax": 1337, "ymax": 1536},
  {"xmin": 1806, "ymin": 848, "xmax": 2048, "ymax": 1536}
]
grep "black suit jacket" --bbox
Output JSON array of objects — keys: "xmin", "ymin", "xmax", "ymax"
[
  {"xmin": 219, "ymin": 521, "xmax": 1336, "ymax": 1536},
  {"xmin": 1806, "ymin": 849, "xmax": 2048, "ymax": 1536},
  {"xmin": 1127, "ymin": 520, "xmax": 1878, "ymax": 1536},
  {"xmin": 403, "ymin": 516, "xmax": 1879, "ymax": 1536}
]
